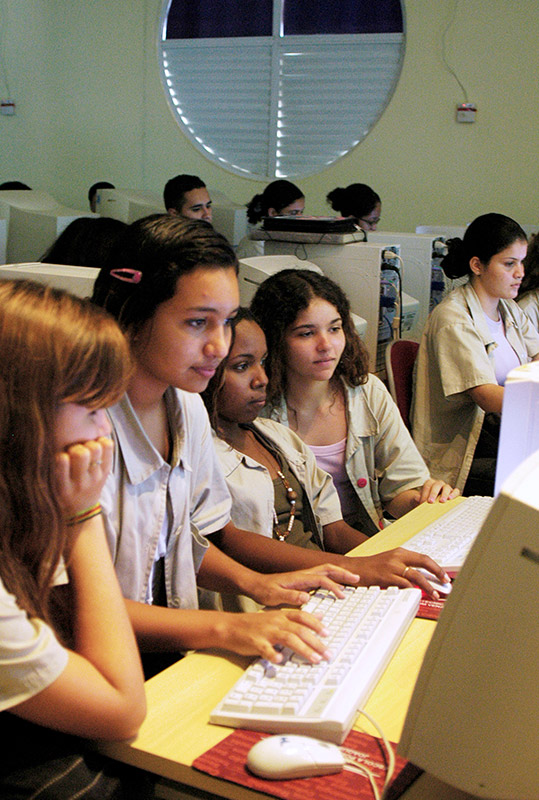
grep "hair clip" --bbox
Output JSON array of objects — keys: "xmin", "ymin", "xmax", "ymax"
[{"xmin": 110, "ymin": 268, "xmax": 142, "ymax": 284}]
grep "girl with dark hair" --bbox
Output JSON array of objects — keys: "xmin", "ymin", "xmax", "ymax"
[
  {"xmin": 41, "ymin": 215, "xmax": 127, "ymax": 268},
  {"xmin": 237, "ymin": 180, "xmax": 305, "ymax": 258},
  {"xmin": 202, "ymin": 309, "xmax": 449, "ymax": 599},
  {"xmin": 517, "ymin": 232, "xmax": 539, "ymax": 330},
  {"xmin": 92, "ymin": 214, "xmax": 366, "ymax": 671},
  {"xmin": 326, "ymin": 183, "xmax": 381, "ymax": 232},
  {"xmin": 250, "ymin": 269, "xmax": 457, "ymax": 543},
  {"xmin": 0, "ymin": 280, "xmax": 152, "ymax": 799},
  {"xmin": 412, "ymin": 213, "xmax": 539, "ymax": 495}
]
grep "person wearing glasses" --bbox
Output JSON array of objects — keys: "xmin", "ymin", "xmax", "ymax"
[
  {"xmin": 326, "ymin": 183, "xmax": 381, "ymax": 232},
  {"xmin": 237, "ymin": 180, "xmax": 305, "ymax": 258}
]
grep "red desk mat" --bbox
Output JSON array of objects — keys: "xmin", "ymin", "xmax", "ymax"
[
  {"xmin": 192, "ymin": 728, "xmax": 421, "ymax": 800},
  {"xmin": 417, "ymin": 570, "xmax": 458, "ymax": 620}
]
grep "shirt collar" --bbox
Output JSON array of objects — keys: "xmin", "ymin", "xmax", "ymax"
[{"xmin": 108, "ymin": 388, "xmax": 189, "ymax": 485}]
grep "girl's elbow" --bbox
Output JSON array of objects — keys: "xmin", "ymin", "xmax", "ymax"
[{"xmin": 103, "ymin": 696, "xmax": 147, "ymax": 741}]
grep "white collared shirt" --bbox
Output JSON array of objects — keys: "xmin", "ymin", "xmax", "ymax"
[{"xmin": 101, "ymin": 389, "xmax": 231, "ymax": 610}]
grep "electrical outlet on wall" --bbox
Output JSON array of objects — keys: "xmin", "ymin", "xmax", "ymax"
[
  {"xmin": 0, "ymin": 99, "xmax": 16, "ymax": 115},
  {"xmin": 456, "ymin": 103, "xmax": 477, "ymax": 123}
]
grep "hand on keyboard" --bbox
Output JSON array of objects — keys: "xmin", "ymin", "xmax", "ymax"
[
  {"xmin": 210, "ymin": 585, "xmax": 421, "ymax": 743},
  {"xmin": 214, "ymin": 607, "xmax": 333, "ymax": 664},
  {"xmin": 415, "ymin": 478, "xmax": 460, "ymax": 506},
  {"xmin": 244, "ymin": 563, "xmax": 360, "ymax": 608},
  {"xmin": 346, "ymin": 548, "xmax": 450, "ymax": 599}
]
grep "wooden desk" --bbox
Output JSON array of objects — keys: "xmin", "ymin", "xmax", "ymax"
[{"xmin": 99, "ymin": 498, "xmax": 476, "ymax": 799}]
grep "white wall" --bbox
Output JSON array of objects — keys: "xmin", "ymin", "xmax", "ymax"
[{"xmin": 1, "ymin": 0, "xmax": 537, "ymax": 230}]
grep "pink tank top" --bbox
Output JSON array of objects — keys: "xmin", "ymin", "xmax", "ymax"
[{"xmin": 308, "ymin": 437, "xmax": 358, "ymax": 521}]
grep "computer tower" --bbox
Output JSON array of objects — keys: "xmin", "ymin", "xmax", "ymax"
[{"xmin": 368, "ymin": 231, "xmax": 448, "ymax": 340}]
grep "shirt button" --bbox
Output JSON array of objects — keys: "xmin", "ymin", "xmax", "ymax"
[
  {"xmin": 171, "ymin": 597, "xmax": 180, "ymax": 608},
  {"xmin": 357, "ymin": 478, "xmax": 367, "ymax": 488}
]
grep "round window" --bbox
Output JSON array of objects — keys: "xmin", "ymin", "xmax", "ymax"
[{"xmin": 159, "ymin": 0, "xmax": 405, "ymax": 179}]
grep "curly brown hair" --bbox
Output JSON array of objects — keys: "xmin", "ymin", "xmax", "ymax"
[{"xmin": 250, "ymin": 269, "xmax": 369, "ymax": 409}]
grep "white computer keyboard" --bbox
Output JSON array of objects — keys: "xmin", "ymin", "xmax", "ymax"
[
  {"xmin": 210, "ymin": 585, "xmax": 420, "ymax": 744},
  {"xmin": 404, "ymin": 495, "xmax": 494, "ymax": 570}
]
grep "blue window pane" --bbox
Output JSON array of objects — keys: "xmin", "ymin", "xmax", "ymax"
[
  {"xmin": 165, "ymin": 0, "xmax": 273, "ymax": 39},
  {"xmin": 283, "ymin": 0, "xmax": 403, "ymax": 35}
]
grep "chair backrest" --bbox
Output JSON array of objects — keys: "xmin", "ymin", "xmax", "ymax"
[{"xmin": 385, "ymin": 339, "xmax": 419, "ymax": 430}]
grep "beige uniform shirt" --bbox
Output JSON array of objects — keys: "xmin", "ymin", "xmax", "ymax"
[
  {"xmin": 412, "ymin": 282, "xmax": 539, "ymax": 491},
  {"xmin": 517, "ymin": 289, "xmax": 539, "ymax": 332}
]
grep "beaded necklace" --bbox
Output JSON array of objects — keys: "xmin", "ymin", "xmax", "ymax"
[
  {"xmin": 272, "ymin": 470, "xmax": 298, "ymax": 541},
  {"xmin": 242, "ymin": 429, "xmax": 299, "ymax": 542}
]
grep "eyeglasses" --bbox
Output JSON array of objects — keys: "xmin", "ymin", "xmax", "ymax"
[{"xmin": 358, "ymin": 217, "xmax": 381, "ymax": 229}]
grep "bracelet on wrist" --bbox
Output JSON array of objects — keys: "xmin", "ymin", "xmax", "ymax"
[{"xmin": 66, "ymin": 503, "xmax": 102, "ymax": 527}]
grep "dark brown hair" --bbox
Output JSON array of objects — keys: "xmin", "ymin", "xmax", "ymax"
[
  {"xmin": 92, "ymin": 215, "xmax": 238, "ymax": 342},
  {"xmin": 441, "ymin": 213, "xmax": 527, "ymax": 280},
  {"xmin": 250, "ymin": 269, "xmax": 369, "ymax": 409}
]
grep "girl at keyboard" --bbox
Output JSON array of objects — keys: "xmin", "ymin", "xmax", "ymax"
[
  {"xmin": 250, "ymin": 269, "xmax": 458, "ymax": 535},
  {"xmin": 203, "ymin": 308, "xmax": 449, "ymax": 598},
  {"xmin": 412, "ymin": 213, "xmax": 539, "ymax": 495},
  {"xmin": 91, "ymin": 215, "xmax": 380, "ymax": 672},
  {"xmin": 0, "ymin": 281, "xmax": 151, "ymax": 798}
]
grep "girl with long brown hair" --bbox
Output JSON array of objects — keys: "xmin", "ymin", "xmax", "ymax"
[{"xmin": 0, "ymin": 280, "xmax": 151, "ymax": 799}]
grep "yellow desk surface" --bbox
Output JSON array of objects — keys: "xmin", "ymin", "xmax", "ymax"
[{"xmin": 99, "ymin": 498, "xmax": 476, "ymax": 800}]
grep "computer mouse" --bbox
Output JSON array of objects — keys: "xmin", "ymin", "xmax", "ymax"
[
  {"xmin": 246, "ymin": 734, "xmax": 345, "ymax": 780},
  {"xmin": 417, "ymin": 569, "xmax": 452, "ymax": 595}
]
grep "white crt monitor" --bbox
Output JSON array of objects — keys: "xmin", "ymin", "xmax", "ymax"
[
  {"xmin": 0, "ymin": 189, "xmax": 90, "ymax": 263},
  {"xmin": 399, "ymin": 363, "xmax": 539, "ymax": 799},
  {"xmin": 6, "ymin": 206, "xmax": 97, "ymax": 264},
  {"xmin": 262, "ymin": 239, "xmax": 397, "ymax": 367},
  {"xmin": 494, "ymin": 361, "xmax": 539, "ymax": 494},
  {"xmin": 399, "ymin": 450, "xmax": 539, "ymax": 798},
  {"xmin": 206, "ymin": 186, "xmax": 249, "ymax": 246},
  {"xmin": 238, "ymin": 255, "xmax": 368, "ymax": 340},
  {"xmin": 0, "ymin": 189, "xmax": 60, "ymax": 221},
  {"xmin": 0, "ymin": 262, "xmax": 98, "ymax": 298},
  {"xmin": 95, "ymin": 188, "xmax": 164, "ymax": 223},
  {"xmin": 211, "ymin": 203, "xmax": 248, "ymax": 248}
]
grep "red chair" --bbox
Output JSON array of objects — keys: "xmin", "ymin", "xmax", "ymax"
[{"xmin": 385, "ymin": 339, "xmax": 419, "ymax": 431}]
